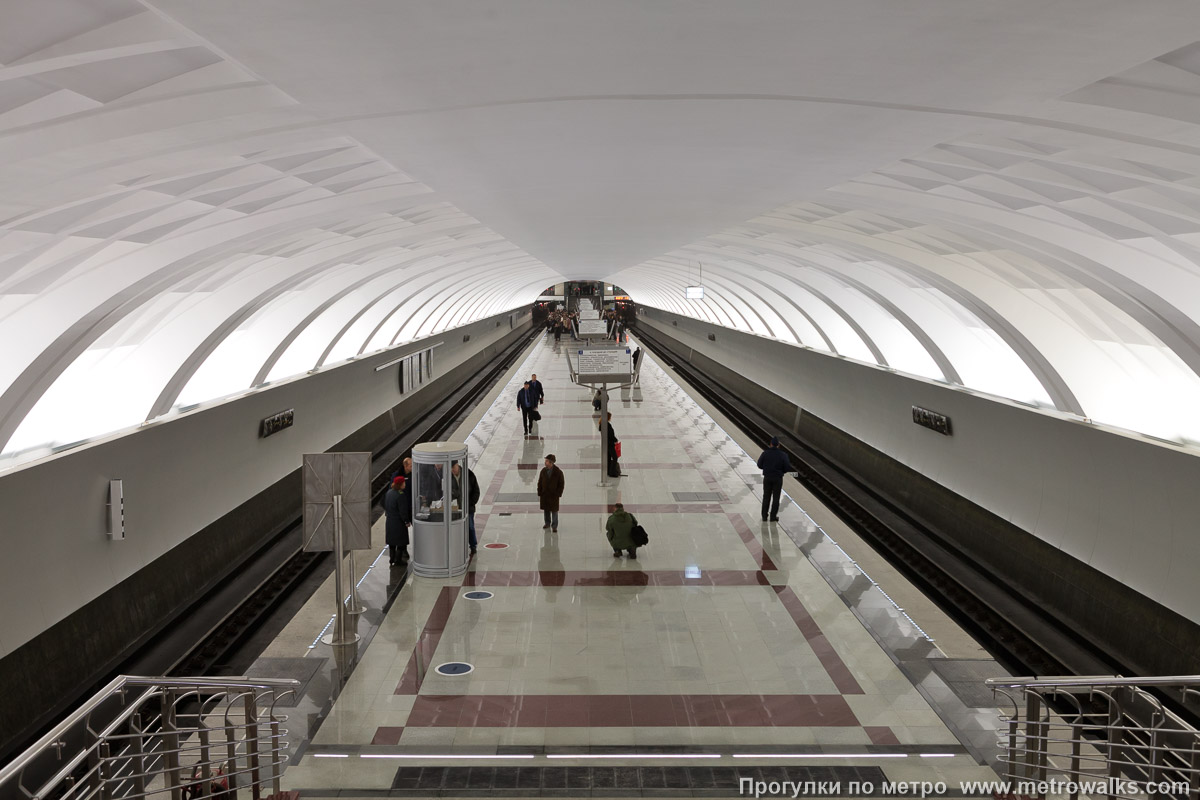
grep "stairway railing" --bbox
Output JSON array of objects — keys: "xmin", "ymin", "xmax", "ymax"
[
  {"xmin": 0, "ymin": 675, "xmax": 299, "ymax": 800},
  {"xmin": 987, "ymin": 675, "xmax": 1200, "ymax": 800}
]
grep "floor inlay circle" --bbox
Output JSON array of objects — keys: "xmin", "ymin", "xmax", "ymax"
[{"xmin": 434, "ymin": 662, "xmax": 475, "ymax": 676}]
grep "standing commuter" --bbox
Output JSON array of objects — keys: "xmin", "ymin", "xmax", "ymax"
[
  {"xmin": 384, "ymin": 476, "xmax": 410, "ymax": 565},
  {"xmin": 756, "ymin": 436, "xmax": 792, "ymax": 522},
  {"xmin": 537, "ymin": 454, "xmax": 565, "ymax": 532},
  {"xmin": 605, "ymin": 502, "xmax": 640, "ymax": 559},
  {"xmin": 517, "ymin": 381, "xmax": 535, "ymax": 436},
  {"xmin": 451, "ymin": 463, "xmax": 481, "ymax": 556},
  {"xmin": 600, "ymin": 412, "xmax": 622, "ymax": 477}
]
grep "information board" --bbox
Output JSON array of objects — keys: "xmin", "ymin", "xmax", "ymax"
[
  {"xmin": 578, "ymin": 319, "xmax": 609, "ymax": 335},
  {"xmin": 575, "ymin": 347, "xmax": 633, "ymax": 381},
  {"xmin": 302, "ymin": 452, "xmax": 372, "ymax": 551}
]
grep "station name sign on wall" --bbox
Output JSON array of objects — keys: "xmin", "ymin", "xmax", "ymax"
[
  {"xmin": 912, "ymin": 405, "xmax": 951, "ymax": 436},
  {"xmin": 260, "ymin": 408, "xmax": 295, "ymax": 438}
]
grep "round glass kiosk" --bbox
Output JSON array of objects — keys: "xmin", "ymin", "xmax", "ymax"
[{"xmin": 410, "ymin": 441, "xmax": 470, "ymax": 578}]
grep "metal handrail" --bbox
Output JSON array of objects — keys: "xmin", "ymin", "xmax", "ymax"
[
  {"xmin": 987, "ymin": 675, "xmax": 1200, "ymax": 800},
  {"xmin": 988, "ymin": 676, "xmax": 1200, "ymax": 690},
  {"xmin": 1, "ymin": 675, "xmax": 299, "ymax": 800}
]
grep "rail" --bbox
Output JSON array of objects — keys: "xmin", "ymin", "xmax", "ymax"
[
  {"xmin": 986, "ymin": 675, "xmax": 1200, "ymax": 800},
  {"xmin": 1, "ymin": 676, "xmax": 299, "ymax": 800}
]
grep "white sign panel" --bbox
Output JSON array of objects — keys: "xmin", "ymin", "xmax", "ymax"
[
  {"xmin": 579, "ymin": 309, "xmax": 600, "ymax": 319},
  {"xmin": 576, "ymin": 348, "xmax": 633, "ymax": 377},
  {"xmin": 578, "ymin": 319, "xmax": 608, "ymax": 335}
]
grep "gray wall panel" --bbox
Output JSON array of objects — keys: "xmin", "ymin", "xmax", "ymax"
[
  {"xmin": 0, "ymin": 307, "xmax": 532, "ymax": 660},
  {"xmin": 640, "ymin": 308, "xmax": 1200, "ymax": 673}
]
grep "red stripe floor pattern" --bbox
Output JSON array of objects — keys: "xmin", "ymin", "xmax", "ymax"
[{"xmin": 403, "ymin": 693, "xmax": 860, "ymax": 728}]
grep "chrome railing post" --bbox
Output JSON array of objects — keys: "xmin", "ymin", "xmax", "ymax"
[
  {"xmin": 97, "ymin": 740, "xmax": 113, "ymax": 800},
  {"xmin": 243, "ymin": 692, "xmax": 262, "ymax": 799},
  {"xmin": 1068, "ymin": 720, "xmax": 1082, "ymax": 800},
  {"xmin": 128, "ymin": 712, "xmax": 148, "ymax": 798},
  {"xmin": 270, "ymin": 709, "xmax": 284, "ymax": 795},
  {"xmin": 1024, "ymin": 690, "xmax": 1045, "ymax": 790},
  {"xmin": 1106, "ymin": 691, "xmax": 1125, "ymax": 797},
  {"xmin": 198, "ymin": 724, "xmax": 213, "ymax": 798},
  {"xmin": 162, "ymin": 687, "xmax": 184, "ymax": 800}
]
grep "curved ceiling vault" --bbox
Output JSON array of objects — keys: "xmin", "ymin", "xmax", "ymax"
[{"xmin": 6, "ymin": 0, "xmax": 1200, "ymax": 464}]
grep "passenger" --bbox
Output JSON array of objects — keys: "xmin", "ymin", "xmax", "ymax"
[
  {"xmin": 592, "ymin": 389, "xmax": 602, "ymax": 412},
  {"xmin": 383, "ymin": 476, "xmax": 410, "ymax": 565},
  {"xmin": 451, "ymin": 463, "xmax": 481, "ymax": 556},
  {"xmin": 600, "ymin": 412, "xmax": 622, "ymax": 477},
  {"xmin": 756, "ymin": 436, "xmax": 792, "ymax": 522},
  {"xmin": 529, "ymin": 373, "xmax": 545, "ymax": 406},
  {"xmin": 517, "ymin": 380, "xmax": 536, "ymax": 436},
  {"xmin": 605, "ymin": 502, "xmax": 640, "ymax": 559},
  {"xmin": 537, "ymin": 454, "xmax": 564, "ymax": 532}
]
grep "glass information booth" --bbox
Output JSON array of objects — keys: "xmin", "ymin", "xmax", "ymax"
[{"xmin": 410, "ymin": 441, "xmax": 470, "ymax": 577}]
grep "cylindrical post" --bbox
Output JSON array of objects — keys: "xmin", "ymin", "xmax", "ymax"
[
  {"xmin": 162, "ymin": 689, "xmax": 184, "ymax": 800},
  {"xmin": 332, "ymin": 495, "xmax": 346, "ymax": 644},
  {"xmin": 323, "ymin": 494, "xmax": 359, "ymax": 646},
  {"xmin": 598, "ymin": 386, "xmax": 609, "ymax": 487},
  {"xmin": 345, "ymin": 548, "xmax": 365, "ymax": 617},
  {"xmin": 243, "ymin": 693, "xmax": 262, "ymax": 800}
]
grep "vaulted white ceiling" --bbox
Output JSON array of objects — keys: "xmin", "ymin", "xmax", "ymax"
[{"xmin": 5, "ymin": 0, "xmax": 1200, "ymax": 464}]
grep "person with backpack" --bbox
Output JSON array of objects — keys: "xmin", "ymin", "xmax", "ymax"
[{"xmin": 605, "ymin": 502, "xmax": 641, "ymax": 559}]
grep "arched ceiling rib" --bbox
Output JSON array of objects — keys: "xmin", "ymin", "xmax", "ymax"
[{"xmin": 9, "ymin": 1, "xmax": 1200, "ymax": 461}]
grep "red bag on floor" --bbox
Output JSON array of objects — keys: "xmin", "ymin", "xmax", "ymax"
[{"xmin": 614, "ymin": 442, "xmax": 621, "ymax": 458}]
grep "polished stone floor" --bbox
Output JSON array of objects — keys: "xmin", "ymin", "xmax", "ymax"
[{"xmin": 267, "ymin": 332, "xmax": 1006, "ymax": 797}]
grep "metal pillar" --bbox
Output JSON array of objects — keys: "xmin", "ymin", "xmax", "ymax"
[
  {"xmin": 322, "ymin": 494, "xmax": 359, "ymax": 646},
  {"xmin": 598, "ymin": 385, "xmax": 610, "ymax": 487},
  {"xmin": 345, "ymin": 549, "xmax": 365, "ymax": 617}
]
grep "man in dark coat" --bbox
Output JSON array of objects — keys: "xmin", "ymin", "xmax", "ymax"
[
  {"xmin": 600, "ymin": 412, "xmax": 622, "ymax": 477},
  {"xmin": 756, "ymin": 436, "xmax": 792, "ymax": 522},
  {"xmin": 537, "ymin": 454, "xmax": 565, "ymax": 532},
  {"xmin": 529, "ymin": 374, "xmax": 545, "ymax": 405},
  {"xmin": 517, "ymin": 381, "xmax": 536, "ymax": 435},
  {"xmin": 451, "ymin": 463, "xmax": 481, "ymax": 555},
  {"xmin": 383, "ymin": 475, "xmax": 410, "ymax": 565}
]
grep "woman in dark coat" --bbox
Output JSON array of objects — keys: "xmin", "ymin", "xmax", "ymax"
[
  {"xmin": 600, "ymin": 412, "xmax": 621, "ymax": 477},
  {"xmin": 384, "ymin": 475, "xmax": 410, "ymax": 565},
  {"xmin": 537, "ymin": 454, "xmax": 565, "ymax": 532}
]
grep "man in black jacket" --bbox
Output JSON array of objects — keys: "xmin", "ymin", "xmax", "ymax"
[
  {"xmin": 756, "ymin": 436, "xmax": 792, "ymax": 522},
  {"xmin": 451, "ymin": 463, "xmax": 482, "ymax": 555},
  {"xmin": 517, "ymin": 381, "xmax": 535, "ymax": 435}
]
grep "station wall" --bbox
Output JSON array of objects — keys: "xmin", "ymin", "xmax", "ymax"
[
  {"xmin": 639, "ymin": 307, "xmax": 1200, "ymax": 674},
  {"xmin": 0, "ymin": 307, "xmax": 531, "ymax": 749}
]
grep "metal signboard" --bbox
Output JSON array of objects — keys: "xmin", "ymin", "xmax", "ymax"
[
  {"xmin": 578, "ymin": 319, "xmax": 609, "ymax": 336},
  {"xmin": 575, "ymin": 347, "xmax": 633, "ymax": 384},
  {"xmin": 303, "ymin": 452, "xmax": 373, "ymax": 551},
  {"xmin": 579, "ymin": 309, "xmax": 600, "ymax": 319}
]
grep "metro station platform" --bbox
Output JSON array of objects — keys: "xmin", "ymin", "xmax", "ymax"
[{"xmin": 260, "ymin": 333, "xmax": 1006, "ymax": 797}]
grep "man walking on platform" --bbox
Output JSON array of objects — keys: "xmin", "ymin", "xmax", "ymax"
[
  {"xmin": 756, "ymin": 436, "xmax": 792, "ymax": 522},
  {"xmin": 517, "ymin": 381, "xmax": 536, "ymax": 436},
  {"xmin": 529, "ymin": 373, "xmax": 545, "ymax": 406}
]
